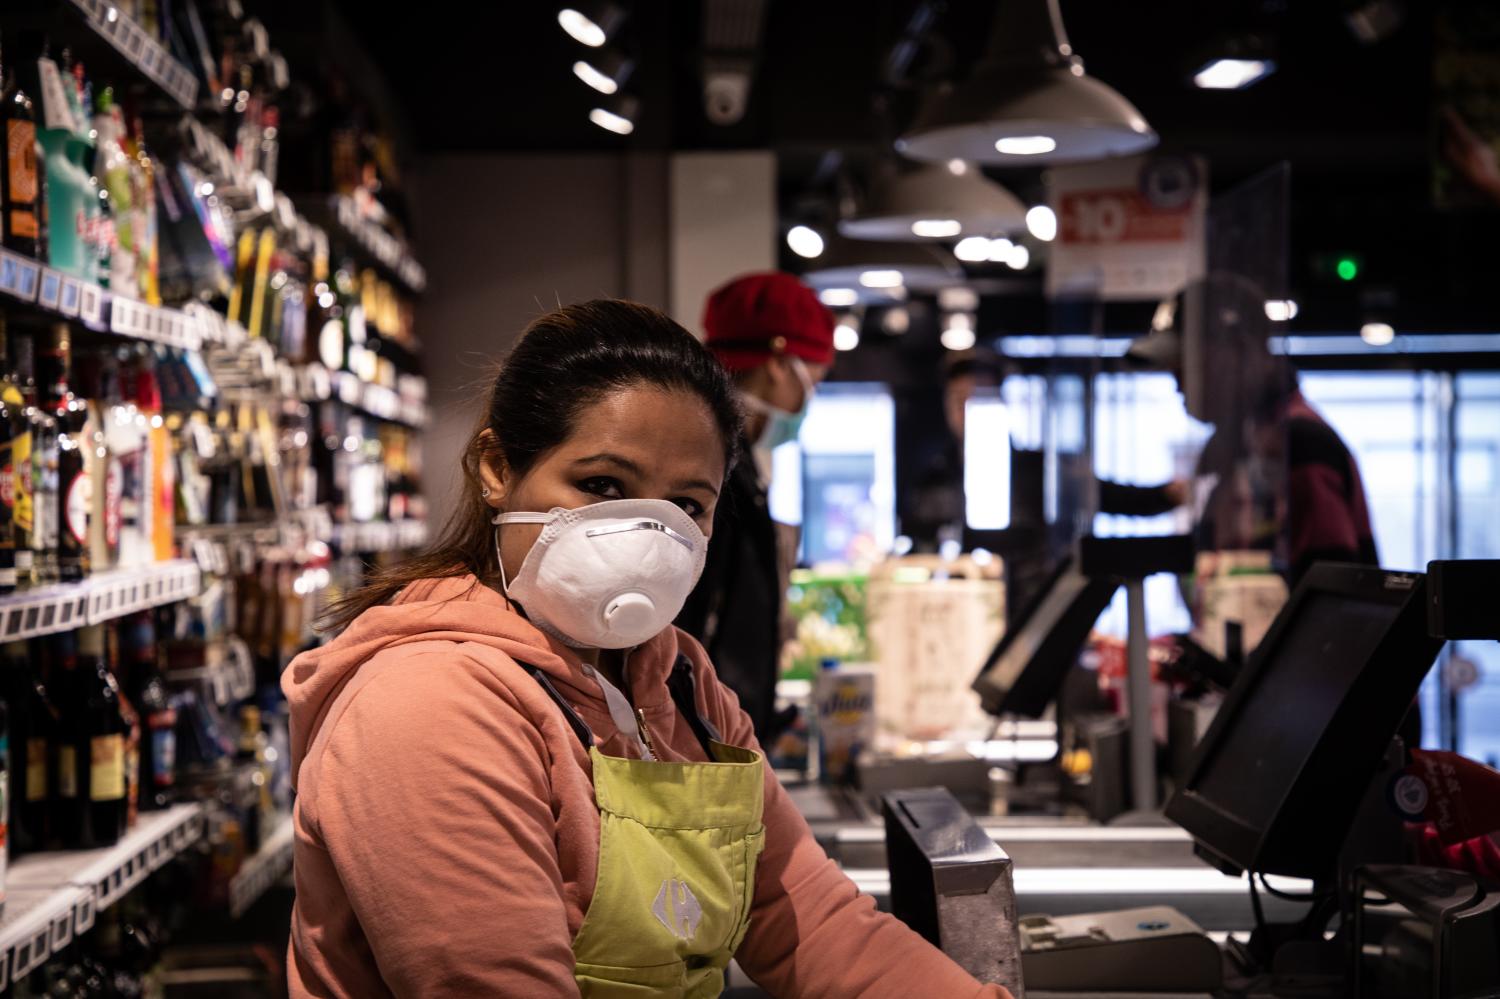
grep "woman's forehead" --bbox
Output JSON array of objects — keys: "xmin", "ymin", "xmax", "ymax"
[{"xmin": 556, "ymin": 386, "xmax": 725, "ymax": 475}]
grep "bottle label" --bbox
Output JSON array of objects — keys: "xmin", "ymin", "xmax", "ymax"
[
  {"xmin": 37, "ymin": 59, "xmax": 79, "ymax": 133},
  {"xmin": 58, "ymin": 745, "xmax": 77, "ymax": 798},
  {"xmin": 89, "ymin": 734, "xmax": 125, "ymax": 801},
  {"xmin": 152, "ymin": 726, "xmax": 176, "ymax": 786},
  {"xmin": 25, "ymin": 737, "xmax": 47, "ymax": 801},
  {"xmin": 6, "ymin": 121, "xmax": 38, "ymax": 239},
  {"xmin": 12, "ymin": 429, "xmax": 31, "ymax": 535},
  {"xmin": 65, "ymin": 464, "xmax": 91, "ymax": 546}
]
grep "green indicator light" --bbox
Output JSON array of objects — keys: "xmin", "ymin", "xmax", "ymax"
[{"xmin": 1336, "ymin": 258, "xmax": 1359, "ymax": 281}]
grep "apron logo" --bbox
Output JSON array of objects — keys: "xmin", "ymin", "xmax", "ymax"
[{"xmin": 652, "ymin": 878, "xmax": 703, "ymax": 941}]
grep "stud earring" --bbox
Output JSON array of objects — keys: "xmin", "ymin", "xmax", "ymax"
[{"xmin": 482, "ymin": 488, "xmax": 491, "ymax": 498}]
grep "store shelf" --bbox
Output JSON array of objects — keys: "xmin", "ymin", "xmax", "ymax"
[
  {"xmin": 228, "ymin": 816, "xmax": 294, "ymax": 919},
  {"xmin": 1, "ymin": 247, "xmax": 245, "ymax": 353},
  {"xmin": 64, "ymin": 0, "xmax": 198, "ymax": 110},
  {"xmin": 331, "ymin": 520, "xmax": 429, "ymax": 553},
  {"xmin": 328, "ymin": 371, "xmax": 428, "ymax": 428},
  {"xmin": 0, "ymin": 560, "xmax": 201, "ymax": 643},
  {"xmin": 327, "ymin": 195, "xmax": 427, "ymax": 294},
  {"xmin": 0, "ymin": 805, "xmax": 205, "ymax": 988}
]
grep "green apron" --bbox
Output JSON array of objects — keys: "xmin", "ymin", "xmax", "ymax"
[{"xmin": 524, "ymin": 657, "xmax": 767, "ymax": 998}]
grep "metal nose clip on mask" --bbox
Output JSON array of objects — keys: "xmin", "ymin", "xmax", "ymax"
[{"xmin": 493, "ymin": 499, "xmax": 708, "ymax": 649}]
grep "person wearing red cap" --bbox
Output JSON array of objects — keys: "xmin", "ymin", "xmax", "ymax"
[{"xmin": 676, "ymin": 272, "xmax": 835, "ymax": 742}]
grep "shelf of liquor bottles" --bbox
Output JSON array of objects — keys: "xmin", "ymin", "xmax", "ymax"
[
  {"xmin": 0, "ymin": 804, "xmax": 204, "ymax": 988},
  {"xmin": 61, "ymin": 0, "xmax": 197, "ymax": 110}
]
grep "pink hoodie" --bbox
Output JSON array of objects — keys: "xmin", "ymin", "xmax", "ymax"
[{"xmin": 283, "ymin": 575, "xmax": 1009, "ymax": 998}]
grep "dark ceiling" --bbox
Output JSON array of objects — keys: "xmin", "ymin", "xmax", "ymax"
[{"xmin": 258, "ymin": 0, "xmax": 1499, "ymax": 334}]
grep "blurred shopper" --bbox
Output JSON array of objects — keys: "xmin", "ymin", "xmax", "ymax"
[
  {"xmin": 284, "ymin": 301, "xmax": 1004, "ymax": 998},
  {"xmin": 677, "ymin": 273, "xmax": 834, "ymax": 743},
  {"xmin": 1126, "ymin": 276, "xmax": 1378, "ymax": 585},
  {"xmin": 905, "ymin": 348, "xmax": 1004, "ymax": 551}
]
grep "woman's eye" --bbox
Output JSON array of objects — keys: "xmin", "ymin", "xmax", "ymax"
[
  {"xmin": 578, "ymin": 477, "xmax": 624, "ymax": 499},
  {"xmin": 673, "ymin": 498, "xmax": 705, "ymax": 518}
]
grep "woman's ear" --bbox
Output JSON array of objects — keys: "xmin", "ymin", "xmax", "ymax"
[{"xmin": 475, "ymin": 429, "xmax": 508, "ymax": 511}]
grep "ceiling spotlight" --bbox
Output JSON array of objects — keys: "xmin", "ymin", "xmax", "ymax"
[
  {"xmin": 941, "ymin": 314, "xmax": 978, "ymax": 351},
  {"xmin": 911, "ymin": 218, "xmax": 963, "ymax": 238},
  {"xmin": 1025, "ymin": 205, "xmax": 1057, "ymax": 242},
  {"xmin": 588, "ymin": 95, "xmax": 639, "ymax": 135},
  {"xmin": 559, "ymin": 3, "xmax": 625, "ymax": 48},
  {"xmin": 1264, "ymin": 299, "xmax": 1299, "ymax": 322},
  {"xmin": 947, "ymin": 159, "xmax": 969, "ymax": 176},
  {"xmin": 1193, "ymin": 58, "xmax": 1275, "ymax": 90},
  {"xmin": 860, "ymin": 269, "xmax": 906, "ymax": 289},
  {"xmin": 896, "ymin": 0, "xmax": 1156, "ymax": 165},
  {"xmin": 994, "ymin": 136, "xmax": 1057, "ymax": 156},
  {"xmin": 1360, "ymin": 322, "xmax": 1395, "ymax": 346},
  {"xmin": 573, "ymin": 50, "xmax": 634, "ymax": 95},
  {"xmin": 819, "ymin": 287, "xmax": 859, "ymax": 307},
  {"xmin": 1006, "ymin": 244, "xmax": 1031, "ymax": 270},
  {"xmin": 955, "ymin": 236, "xmax": 992, "ymax": 263},
  {"xmin": 986, "ymin": 237, "xmax": 1014, "ymax": 263},
  {"xmin": 938, "ymin": 287, "xmax": 980, "ymax": 312},
  {"xmin": 787, "ymin": 225, "xmax": 826, "ymax": 259},
  {"xmin": 834, "ymin": 318, "xmax": 862, "ymax": 351}
]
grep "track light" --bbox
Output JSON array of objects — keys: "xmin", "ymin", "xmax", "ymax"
[
  {"xmin": 589, "ymin": 95, "xmax": 639, "ymax": 135},
  {"xmin": 786, "ymin": 225, "xmax": 826, "ymax": 259},
  {"xmin": 573, "ymin": 49, "xmax": 634, "ymax": 95},
  {"xmin": 558, "ymin": 3, "xmax": 625, "ymax": 48}
]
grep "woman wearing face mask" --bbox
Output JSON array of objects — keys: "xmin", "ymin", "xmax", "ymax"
[
  {"xmin": 283, "ymin": 300, "xmax": 1005, "ymax": 998},
  {"xmin": 676, "ymin": 272, "xmax": 831, "ymax": 744}
]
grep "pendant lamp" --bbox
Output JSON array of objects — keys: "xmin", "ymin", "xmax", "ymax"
[
  {"xmin": 800, "ymin": 236, "xmax": 961, "ymax": 304},
  {"xmin": 838, "ymin": 160, "xmax": 1028, "ymax": 241},
  {"xmin": 896, "ymin": 0, "xmax": 1157, "ymax": 165}
]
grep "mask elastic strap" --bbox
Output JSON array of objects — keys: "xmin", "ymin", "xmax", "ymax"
[{"xmin": 492, "ymin": 511, "xmax": 549, "ymax": 600}]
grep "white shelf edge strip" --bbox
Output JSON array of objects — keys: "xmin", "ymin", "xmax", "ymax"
[
  {"xmin": 228, "ymin": 817, "xmax": 295, "ymax": 919},
  {"xmin": 0, "ymin": 804, "xmax": 204, "ymax": 987}
]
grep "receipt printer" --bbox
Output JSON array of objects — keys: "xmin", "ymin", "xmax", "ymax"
[{"xmin": 1019, "ymin": 906, "xmax": 1222, "ymax": 993}]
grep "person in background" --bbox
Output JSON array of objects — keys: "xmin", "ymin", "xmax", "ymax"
[
  {"xmin": 905, "ymin": 348, "xmax": 1004, "ymax": 552},
  {"xmin": 284, "ymin": 301, "xmax": 1004, "ymax": 997},
  {"xmin": 677, "ymin": 272, "xmax": 834, "ymax": 743}
]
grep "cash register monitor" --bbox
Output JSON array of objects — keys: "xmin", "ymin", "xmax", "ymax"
[
  {"xmin": 972, "ymin": 555, "xmax": 1119, "ymax": 718},
  {"xmin": 1165, "ymin": 563, "xmax": 1443, "ymax": 880}
]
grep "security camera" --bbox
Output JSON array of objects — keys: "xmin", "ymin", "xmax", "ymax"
[{"xmin": 703, "ymin": 66, "xmax": 751, "ymax": 126}]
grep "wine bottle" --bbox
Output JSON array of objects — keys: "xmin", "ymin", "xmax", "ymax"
[
  {"xmin": 3, "ymin": 640, "xmax": 56, "ymax": 855},
  {"xmin": 70, "ymin": 624, "xmax": 126, "ymax": 848},
  {"xmin": 42, "ymin": 324, "xmax": 88, "ymax": 581},
  {"xmin": 0, "ymin": 315, "xmax": 18, "ymax": 595},
  {"xmin": 122, "ymin": 612, "xmax": 174, "ymax": 812},
  {"xmin": 0, "ymin": 31, "xmax": 41, "ymax": 259},
  {"xmin": 10, "ymin": 333, "xmax": 34, "ymax": 587}
]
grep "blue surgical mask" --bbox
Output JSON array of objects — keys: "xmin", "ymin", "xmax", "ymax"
[{"xmin": 742, "ymin": 357, "xmax": 814, "ymax": 453}]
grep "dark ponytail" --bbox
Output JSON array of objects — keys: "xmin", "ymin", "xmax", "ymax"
[{"xmin": 320, "ymin": 299, "xmax": 742, "ymax": 632}]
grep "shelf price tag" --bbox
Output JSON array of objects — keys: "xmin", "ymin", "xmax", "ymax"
[
  {"xmin": 38, "ymin": 268, "xmax": 62, "ymax": 309},
  {"xmin": 79, "ymin": 283, "xmax": 104, "ymax": 326}
]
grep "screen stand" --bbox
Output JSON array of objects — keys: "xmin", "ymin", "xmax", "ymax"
[{"xmin": 1124, "ymin": 577, "xmax": 1157, "ymax": 813}]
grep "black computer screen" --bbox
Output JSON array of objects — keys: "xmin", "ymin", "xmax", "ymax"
[{"xmin": 1191, "ymin": 592, "xmax": 1399, "ymax": 828}]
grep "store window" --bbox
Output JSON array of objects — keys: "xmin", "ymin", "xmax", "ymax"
[
  {"xmin": 769, "ymin": 384, "xmax": 897, "ymax": 565},
  {"xmin": 1090, "ymin": 371, "xmax": 1210, "ymax": 638},
  {"xmin": 1454, "ymin": 373, "xmax": 1500, "ymax": 766}
]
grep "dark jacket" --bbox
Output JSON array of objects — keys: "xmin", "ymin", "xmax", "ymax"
[{"xmin": 675, "ymin": 438, "xmax": 782, "ymax": 742}]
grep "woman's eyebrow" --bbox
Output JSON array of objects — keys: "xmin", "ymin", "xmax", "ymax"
[{"xmin": 573, "ymin": 453, "xmax": 645, "ymax": 476}]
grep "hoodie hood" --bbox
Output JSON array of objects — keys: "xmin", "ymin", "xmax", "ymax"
[{"xmin": 282, "ymin": 575, "xmax": 684, "ymax": 785}]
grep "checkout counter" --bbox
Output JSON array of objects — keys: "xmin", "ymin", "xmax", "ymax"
[{"xmin": 778, "ymin": 556, "xmax": 1500, "ymax": 996}]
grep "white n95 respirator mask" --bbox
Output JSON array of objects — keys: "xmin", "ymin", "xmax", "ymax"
[{"xmin": 494, "ymin": 499, "xmax": 708, "ymax": 650}]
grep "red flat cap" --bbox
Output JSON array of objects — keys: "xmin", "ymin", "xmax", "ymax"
[{"xmin": 702, "ymin": 272, "xmax": 835, "ymax": 373}]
